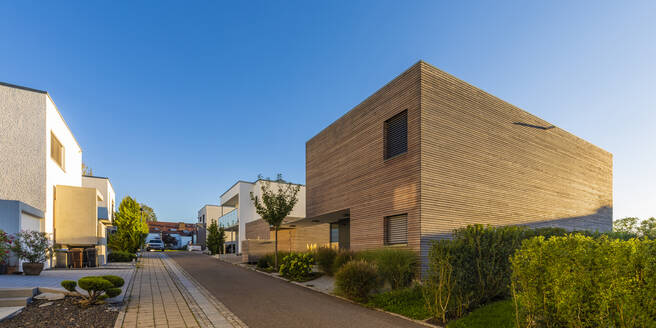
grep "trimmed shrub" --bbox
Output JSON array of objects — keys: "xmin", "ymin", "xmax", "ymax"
[
  {"xmin": 108, "ymin": 250, "xmax": 135, "ymax": 263},
  {"xmin": 511, "ymin": 235, "xmax": 656, "ymax": 328},
  {"xmin": 101, "ymin": 275, "xmax": 125, "ymax": 288},
  {"xmin": 72, "ymin": 275, "xmax": 124, "ymax": 305},
  {"xmin": 61, "ymin": 280, "xmax": 77, "ymax": 292},
  {"xmin": 279, "ymin": 252, "xmax": 314, "ymax": 281},
  {"xmin": 256, "ymin": 256, "xmax": 270, "ymax": 269},
  {"xmin": 332, "ymin": 250, "xmax": 356, "ymax": 274},
  {"xmin": 316, "ymin": 247, "xmax": 337, "ymax": 275},
  {"xmin": 358, "ymin": 248, "xmax": 418, "ymax": 289},
  {"xmin": 335, "ymin": 260, "xmax": 379, "ymax": 302},
  {"xmin": 105, "ymin": 287, "xmax": 122, "ymax": 298}
]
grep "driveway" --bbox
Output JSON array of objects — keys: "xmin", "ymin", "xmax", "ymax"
[{"xmin": 168, "ymin": 252, "xmax": 425, "ymax": 328}]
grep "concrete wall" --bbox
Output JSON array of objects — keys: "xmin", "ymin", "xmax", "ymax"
[
  {"xmin": 0, "ymin": 85, "xmax": 47, "ymax": 211},
  {"xmin": 54, "ymin": 185, "xmax": 100, "ymax": 246},
  {"xmin": 82, "ymin": 176, "xmax": 116, "ymax": 221}
]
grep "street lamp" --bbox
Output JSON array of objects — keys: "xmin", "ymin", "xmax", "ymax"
[{"xmin": 140, "ymin": 207, "xmax": 144, "ymax": 251}]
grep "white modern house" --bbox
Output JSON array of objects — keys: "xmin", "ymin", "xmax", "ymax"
[
  {"xmin": 0, "ymin": 82, "xmax": 115, "ymax": 268},
  {"xmin": 218, "ymin": 179, "xmax": 307, "ymax": 254}
]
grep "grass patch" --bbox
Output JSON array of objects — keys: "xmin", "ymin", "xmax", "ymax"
[
  {"xmin": 366, "ymin": 286, "xmax": 431, "ymax": 320},
  {"xmin": 446, "ymin": 299, "xmax": 515, "ymax": 328}
]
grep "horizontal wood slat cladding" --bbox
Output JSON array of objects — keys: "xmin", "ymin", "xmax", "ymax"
[
  {"xmin": 306, "ymin": 64, "xmax": 422, "ymax": 254},
  {"xmin": 418, "ymin": 61, "xmax": 612, "ymax": 259},
  {"xmin": 243, "ymin": 219, "xmax": 330, "ymax": 256},
  {"xmin": 245, "ymin": 220, "xmax": 270, "ymax": 240}
]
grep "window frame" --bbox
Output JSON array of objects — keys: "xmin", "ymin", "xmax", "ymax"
[
  {"xmin": 383, "ymin": 110, "xmax": 408, "ymax": 160},
  {"xmin": 384, "ymin": 213, "xmax": 408, "ymax": 246},
  {"xmin": 50, "ymin": 132, "xmax": 65, "ymax": 171}
]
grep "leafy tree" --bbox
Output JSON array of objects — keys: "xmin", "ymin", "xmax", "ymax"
[
  {"xmin": 108, "ymin": 196, "xmax": 148, "ymax": 253},
  {"xmin": 638, "ymin": 217, "xmax": 656, "ymax": 239},
  {"xmin": 614, "ymin": 217, "xmax": 656, "ymax": 239},
  {"xmin": 139, "ymin": 204, "xmax": 157, "ymax": 222},
  {"xmin": 250, "ymin": 174, "xmax": 300, "ymax": 269},
  {"xmin": 207, "ymin": 221, "xmax": 225, "ymax": 255},
  {"xmin": 613, "ymin": 217, "xmax": 639, "ymax": 234}
]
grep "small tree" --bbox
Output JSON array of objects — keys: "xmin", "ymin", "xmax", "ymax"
[
  {"xmin": 108, "ymin": 196, "xmax": 148, "ymax": 253},
  {"xmin": 218, "ymin": 226, "xmax": 226, "ymax": 254},
  {"xmin": 250, "ymin": 174, "xmax": 300, "ymax": 270},
  {"xmin": 207, "ymin": 221, "xmax": 221, "ymax": 255}
]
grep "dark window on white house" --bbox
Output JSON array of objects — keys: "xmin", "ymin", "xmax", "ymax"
[
  {"xmin": 384, "ymin": 110, "xmax": 408, "ymax": 159},
  {"xmin": 384, "ymin": 214, "xmax": 408, "ymax": 245}
]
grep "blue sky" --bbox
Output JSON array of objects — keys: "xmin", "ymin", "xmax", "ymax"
[{"xmin": 1, "ymin": 1, "xmax": 654, "ymax": 222}]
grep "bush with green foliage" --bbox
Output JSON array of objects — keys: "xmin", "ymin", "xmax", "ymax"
[
  {"xmin": 108, "ymin": 250, "xmax": 136, "ymax": 262},
  {"xmin": 335, "ymin": 260, "xmax": 379, "ymax": 302},
  {"xmin": 511, "ymin": 234, "xmax": 656, "ymax": 328},
  {"xmin": 100, "ymin": 275, "xmax": 124, "ymax": 288},
  {"xmin": 423, "ymin": 225, "xmax": 571, "ymax": 322},
  {"xmin": 61, "ymin": 280, "xmax": 77, "ymax": 292},
  {"xmin": 279, "ymin": 252, "xmax": 314, "ymax": 281},
  {"xmin": 62, "ymin": 275, "xmax": 124, "ymax": 306},
  {"xmin": 357, "ymin": 248, "xmax": 418, "ymax": 290},
  {"xmin": 332, "ymin": 249, "xmax": 356, "ymax": 274},
  {"xmin": 257, "ymin": 251, "xmax": 291, "ymax": 269},
  {"xmin": 315, "ymin": 247, "xmax": 337, "ymax": 275},
  {"xmin": 11, "ymin": 230, "xmax": 53, "ymax": 264}
]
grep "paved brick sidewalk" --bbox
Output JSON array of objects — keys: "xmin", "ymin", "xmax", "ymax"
[
  {"xmin": 117, "ymin": 253, "xmax": 199, "ymax": 328},
  {"xmin": 115, "ymin": 252, "xmax": 241, "ymax": 328}
]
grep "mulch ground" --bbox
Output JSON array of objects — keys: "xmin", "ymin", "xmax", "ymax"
[{"xmin": 0, "ymin": 297, "xmax": 120, "ymax": 328}]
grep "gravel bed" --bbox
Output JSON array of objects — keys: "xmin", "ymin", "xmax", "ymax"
[{"xmin": 0, "ymin": 297, "xmax": 120, "ymax": 328}]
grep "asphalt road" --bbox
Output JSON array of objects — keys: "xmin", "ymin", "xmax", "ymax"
[{"xmin": 168, "ymin": 252, "xmax": 425, "ymax": 328}]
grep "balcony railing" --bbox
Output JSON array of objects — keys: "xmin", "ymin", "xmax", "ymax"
[{"xmin": 218, "ymin": 209, "xmax": 238, "ymax": 228}]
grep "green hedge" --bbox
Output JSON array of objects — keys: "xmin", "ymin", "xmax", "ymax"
[
  {"xmin": 511, "ymin": 235, "xmax": 656, "ymax": 328},
  {"xmin": 357, "ymin": 248, "xmax": 418, "ymax": 289},
  {"xmin": 108, "ymin": 250, "xmax": 136, "ymax": 263},
  {"xmin": 335, "ymin": 260, "xmax": 379, "ymax": 302},
  {"xmin": 424, "ymin": 225, "xmax": 569, "ymax": 322},
  {"xmin": 256, "ymin": 251, "xmax": 291, "ymax": 269}
]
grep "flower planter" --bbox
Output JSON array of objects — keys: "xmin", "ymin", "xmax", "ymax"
[{"xmin": 22, "ymin": 263, "xmax": 44, "ymax": 275}]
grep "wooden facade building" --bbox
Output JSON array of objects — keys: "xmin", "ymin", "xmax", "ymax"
[{"xmin": 304, "ymin": 61, "xmax": 613, "ymax": 265}]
